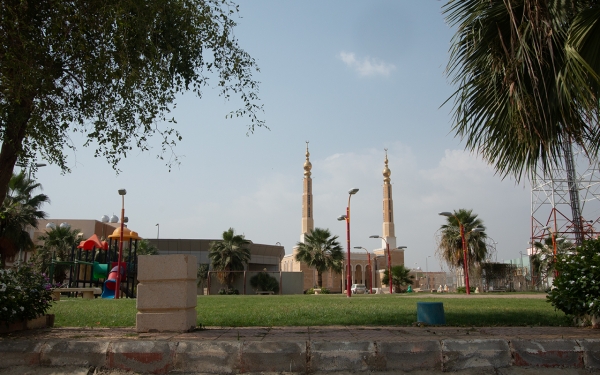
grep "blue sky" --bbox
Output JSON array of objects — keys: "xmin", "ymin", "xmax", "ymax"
[{"xmin": 26, "ymin": 1, "xmax": 532, "ymax": 271}]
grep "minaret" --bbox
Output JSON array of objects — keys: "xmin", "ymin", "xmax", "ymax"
[
  {"xmin": 382, "ymin": 149, "xmax": 397, "ymax": 249},
  {"xmin": 301, "ymin": 142, "xmax": 314, "ymax": 242}
]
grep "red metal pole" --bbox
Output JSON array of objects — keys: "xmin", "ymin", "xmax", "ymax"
[
  {"xmin": 386, "ymin": 242, "xmax": 392, "ymax": 294},
  {"xmin": 346, "ymin": 206, "xmax": 352, "ymax": 298},
  {"xmin": 368, "ymin": 252, "xmax": 372, "ymax": 295},
  {"xmin": 551, "ymin": 231, "xmax": 558, "ymax": 278},
  {"xmin": 115, "ymin": 197, "xmax": 124, "ymax": 299},
  {"xmin": 461, "ymin": 224, "xmax": 470, "ymax": 295}
]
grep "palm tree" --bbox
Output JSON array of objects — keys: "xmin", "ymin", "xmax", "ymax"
[
  {"xmin": 135, "ymin": 239, "xmax": 159, "ymax": 256},
  {"xmin": 444, "ymin": 0, "xmax": 600, "ymax": 181},
  {"xmin": 382, "ymin": 265, "xmax": 415, "ymax": 293},
  {"xmin": 208, "ymin": 228, "xmax": 251, "ymax": 290},
  {"xmin": 294, "ymin": 228, "xmax": 344, "ymax": 288},
  {"xmin": 531, "ymin": 235, "xmax": 574, "ymax": 288},
  {"xmin": 0, "ymin": 172, "xmax": 49, "ymax": 267},
  {"xmin": 197, "ymin": 263, "xmax": 209, "ymax": 289},
  {"xmin": 33, "ymin": 225, "xmax": 81, "ymax": 284},
  {"xmin": 437, "ymin": 209, "xmax": 488, "ymax": 279}
]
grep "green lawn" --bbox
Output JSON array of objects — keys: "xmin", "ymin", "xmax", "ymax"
[{"xmin": 48, "ymin": 294, "xmax": 570, "ymax": 328}]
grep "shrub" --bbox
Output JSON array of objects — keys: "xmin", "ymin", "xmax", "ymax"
[
  {"xmin": 547, "ymin": 239, "xmax": 600, "ymax": 324},
  {"xmin": 305, "ymin": 287, "xmax": 329, "ymax": 294},
  {"xmin": 218, "ymin": 287, "xmax": 239, "ymax": 295},
  {"xmin": 249, "ymin": 272, "xmax": 279, "ymax": 294},
  {"xmin": 0, "ymin": 262, "xmax": 56, "ymax": 324},
  {"xmin": 456, "ymin": 286, "xmax": 475, "ymax": 294}
]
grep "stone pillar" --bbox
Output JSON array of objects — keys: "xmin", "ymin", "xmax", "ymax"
[{"xmin": 136, "ymin": 254, "xmax": 197, "ymax": 333}]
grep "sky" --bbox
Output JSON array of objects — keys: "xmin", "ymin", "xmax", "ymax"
[{"xmin": 24, "ymin": 1, "xmax": 533, "ymax": 272}]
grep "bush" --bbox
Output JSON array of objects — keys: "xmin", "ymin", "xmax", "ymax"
[
  {"xmin": 547, "ymin": 239, "xmax": 600, "ymax": 323},
  {"xmin": 218, "ymin": 287, "xmax": 239, "ymax": 295},
  {"xmin": 305, "ymin": 287, "xmax": 329, "ymax": 294},
  {"xmin": 249, "ymin": 272, "xmax": 279, "ymax": 294},
  {"xmin": 456, "ymin": 286, "xmax": 475, "ymax": 294},
  {"xmin": 0, "ymin": 262, "xmax": 56, "ymax": 324}
]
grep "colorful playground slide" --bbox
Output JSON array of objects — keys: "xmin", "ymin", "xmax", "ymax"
[{"xmin": 101, "ymin": 263, "xmax": 126, "ymax": 299}]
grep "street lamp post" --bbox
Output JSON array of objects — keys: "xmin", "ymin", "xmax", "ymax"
[
  {"xmin": 369, "ymin": 235, "xmax": 407, "ymax": 294},
  {"xmin": 337, "ymin": 188, "xmax": 359, "ymax": 298},
  {"xmin": 115, "ymin": 189, "xmax": 127, "ymax": 300},
  {"xmin": 370, "ymin": 235, "xmax": 392, "ymax": 293},
  {"xmin": 353, "ymin": 246, "xmax": 372, "ymax": 294},
  {"xmin": 439, "ymin": 212, "xmax": 484, "ymax": 295},
  {"xmin": 426, "ymin": 256, "xmax": 431, "ymax": 291}
]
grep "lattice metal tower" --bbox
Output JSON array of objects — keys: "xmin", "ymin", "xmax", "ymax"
[{"xmin": 530, "ymin": 143, "xmax": 600, "ymax": 248}]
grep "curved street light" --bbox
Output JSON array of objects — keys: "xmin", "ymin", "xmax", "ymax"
[
  {"xmin": 438, "ymin": 212, "xmax": 484, "ymax": 295},
  {"xmin": 337, "ymin": 188, "xmax": 359, "ymax": 297}
]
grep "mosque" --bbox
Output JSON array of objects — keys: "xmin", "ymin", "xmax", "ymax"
[
  {"xmin": 281, "ymin": 144, "xmax": 405, "ymax": 293},
  {"xmin": 17, "ymin": 144, "xmax": 405, "ymax": 295}
]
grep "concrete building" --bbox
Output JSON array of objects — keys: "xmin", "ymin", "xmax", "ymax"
[
  {"xmin": 281, "ymin": 146, "xmax": 405, "ymax": 293},
  {"xmin": 147, "ymin": 238, "xmax": 284, "ymax": 272},
  {"xmin": 24, "ymin": 219, "xmax": 284, "ymax": 276}
]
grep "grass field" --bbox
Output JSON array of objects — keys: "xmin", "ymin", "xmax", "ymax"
[{"xmin": 48, "ymin": 294, "xmax": 571, "ymax": 328}]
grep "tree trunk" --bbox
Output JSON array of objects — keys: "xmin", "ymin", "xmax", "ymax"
[
  {"xmin": 317, "ymin": 272, "xmax": 323, "ymax": 288},
  {"xmin": 0, "ymin": 100, "xmax": 33, "ymax": 206}
]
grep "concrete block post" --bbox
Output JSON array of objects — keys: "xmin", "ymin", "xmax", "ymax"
[{"xmin": 136, "ymin": 254, "xmax": 197, "ymax": 333}]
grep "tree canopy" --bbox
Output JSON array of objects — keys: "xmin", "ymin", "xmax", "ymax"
[
  {"xmin": 531, "ymin": 235, "xmax": 574, "ymax": 288},
  {"xmin": 436, "ymin": 209, "xmax": 488, "ymax": 272},
  {"xmin": 0, "ymin": 172, "xmax": 49, "ymax": 267},
  {"xmin": 208, "ymin": 227, "xmax": 250, "ymax": 289},
  {"xmin": 295, "ymin": 228, "xmax": 344, "ymax": 288},
  {"xmin": 444, "ymin": 0, "xmax": 600, "ymax": 180},
  {"xmin": 382, "ymin": 265, "xmax": 414, "ymax": 293},
  {"xmin": 33, "ymin": 224, "xmax": 81, "ymax": 283},
  {"xmin": 0, "ymin": 0, "xmax": 263, "ymax": 204}
]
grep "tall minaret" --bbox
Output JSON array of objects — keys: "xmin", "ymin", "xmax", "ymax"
[
  {"xmin": 382, "ymin": 149, "xmax": 397, "ymax": 249},
  {"xmin": 301, "ymin": 142, "xmax": 314, "ymax": 242}
]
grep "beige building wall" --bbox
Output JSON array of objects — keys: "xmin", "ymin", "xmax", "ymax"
[
  {"xmin": 281, "ymin": 247, "xmax": 405, "ymax": 293},
  {"xmin": 281, "ymin": 248, "xmax": 344, "ymax": 292}
]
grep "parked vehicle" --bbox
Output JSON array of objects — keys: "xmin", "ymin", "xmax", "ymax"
[{"xmin": 351, "ymin": 284, "xmax": 367, "ymax": 294}]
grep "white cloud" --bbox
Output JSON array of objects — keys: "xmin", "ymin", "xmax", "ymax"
[{"xmin": 338, "ymin": 51, "xmax": 396, "ymax": 77}]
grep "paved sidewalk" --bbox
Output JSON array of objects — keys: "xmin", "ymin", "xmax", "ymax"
[{"xmin": 1, "ymin": 325, "xmax": 599, "ymax": 374}]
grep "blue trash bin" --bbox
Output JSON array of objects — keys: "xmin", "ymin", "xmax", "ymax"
[{"xmin": 416, "ymin": 302, "xmax": 446, "ymax": 325}]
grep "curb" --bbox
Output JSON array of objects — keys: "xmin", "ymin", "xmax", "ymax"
[{"xmin": 1, "ymin": 338, "xmax": 600, "ymax": 374}]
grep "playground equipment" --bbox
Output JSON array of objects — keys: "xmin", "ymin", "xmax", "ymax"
[
  {"xmin": 48, "ymin": 227, "xmax": 141, "ymax": 299},
  {"xmin": 101, "ymin": 263, "xmax": 127, "ymax": 299}
]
